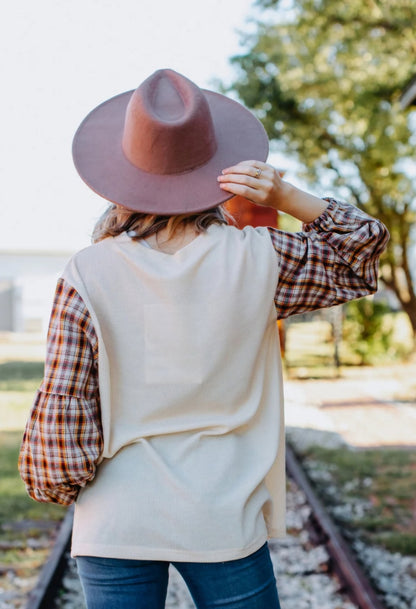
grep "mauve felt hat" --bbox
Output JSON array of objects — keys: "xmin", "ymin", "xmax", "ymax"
[{"xmin": 72, "ymin": 69, "xmax": 269, "ymax": 215}]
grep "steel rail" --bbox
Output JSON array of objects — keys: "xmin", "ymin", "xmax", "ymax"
[
  {"xmin": 286, "ymin": 444, "xmax": 386, "ymax": 609},
  {"xmin": 24, "ymin": 505, "xmax": 74, "ymax": 609}
]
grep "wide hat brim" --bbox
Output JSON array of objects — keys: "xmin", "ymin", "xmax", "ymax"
[{"xmin": 72, "ymin": 87, "xmax": 269, "ymax": 215}]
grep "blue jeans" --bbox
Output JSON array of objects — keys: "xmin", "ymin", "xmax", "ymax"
[{"xmin": 76, "ymin": 542, "xmax": 281, "ymax": 609}]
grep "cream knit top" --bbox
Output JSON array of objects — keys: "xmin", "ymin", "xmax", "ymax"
[
  {"xmin": 65, "ymin": 223, "xmax": 285, "ymax": 561},
  {"xmin": 19, "ymin": 200, "xmax": 388, "ymax": 561}
]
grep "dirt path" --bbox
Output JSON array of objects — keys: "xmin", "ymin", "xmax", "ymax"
[{"xmin": 284, "ymin": 361, "xmax": 416, "ymax": 448}]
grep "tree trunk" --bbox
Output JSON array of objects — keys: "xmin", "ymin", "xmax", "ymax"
[
  {"xmin": 381, "ymin": 273, "xmax": 416, "ymax": 344},
  {"xmin": 401, "ymin": 298, "xmax": 416, "ymax": 343}
]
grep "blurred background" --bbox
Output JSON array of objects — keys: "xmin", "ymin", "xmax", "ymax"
[{"xmin": 1, "ymin": 1, "xmax": 415, "ymax": 608}]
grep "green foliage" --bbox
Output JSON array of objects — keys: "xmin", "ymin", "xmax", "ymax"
[
  {"xmin": 228, "ymin": 0, "xmax": 416, "ymax": 336},
  {"xmin": 277, "ymin": 211, "xmax": 302, "ymax": 233},
  {"xmin": 343, "ymin": 298, "xmax": 394, "ymax": 364}
]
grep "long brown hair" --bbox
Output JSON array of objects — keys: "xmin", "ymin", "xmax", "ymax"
[{"xmin": 92, "ymin": 204, "xmax": 233, "ymax": 243}]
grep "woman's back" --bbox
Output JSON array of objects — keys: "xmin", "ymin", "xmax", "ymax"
[{"xmin": 66, "ymin": 222, "xmax": 286, "ymax": 561}]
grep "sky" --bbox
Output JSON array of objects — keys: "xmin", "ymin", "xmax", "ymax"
[{"xmin": 1, "ymin": 0, "xmax": 277, "ymax": 253}]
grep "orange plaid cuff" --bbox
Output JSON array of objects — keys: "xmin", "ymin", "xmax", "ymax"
[{"xmin": 268, "ymin": 198, "xmax": 389, "ymax": 319}]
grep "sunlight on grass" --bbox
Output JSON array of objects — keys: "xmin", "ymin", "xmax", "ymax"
[
  {"xmin": 0, "ymin": 392, "xmax": 36, "ymax": 431},
  {"xmin": 0, "ymin": 347, "xmax": 65, "ymax": 576},
  {"xmin": 0, "ymin": 431, "xmax": 65, "ymax": 527},
  {"xmin": 0, "ymin": 361, "xmax": 43, "ymax": 431},
  {"xmin": 298, "ymin": 445, "xmax": 416, "ymax": 555}
]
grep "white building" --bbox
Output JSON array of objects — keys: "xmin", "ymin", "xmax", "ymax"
[{"xmin": 0, "ymin": 250, "xmax": 74, "ymax": 333}]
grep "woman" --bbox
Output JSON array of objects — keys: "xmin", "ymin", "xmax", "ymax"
[{"xmin": 19, "ymin": 69, "xmax": 388, "ymax": 609}]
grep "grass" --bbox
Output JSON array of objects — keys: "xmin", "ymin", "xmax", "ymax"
[
  {"xmin": 0, "ymin": 361, "xmax": 45, "ymax": 432},
  {"xmin": 296, "ymin": 445, "xmax": 416, "ymax": 556},
  {"xmin": 0, "ymin": 360, "xmax": 45, "ymax": 380},
  {"xmin": 284, "ymin": 312, "xmax": 414, "ymax": 377},
  {"xmin": 0, "ymin": 361, "xmax": 46, "ymax": 433},
  {"xmin": 0, "ymin": 355, "xmax": 66, "ymax": 576},
  {"xmin": 0, "ymin": 431, "xmax": 64, "ymax": 527},
  {"xmin": 0, "ymin": 430, "xmax": 65, "ymax": 573},
  {"xmin": 0, "ymin": 358, "xmax": 63, "ymax": 524}
]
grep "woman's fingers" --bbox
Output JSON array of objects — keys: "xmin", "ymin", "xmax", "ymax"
[
  {"xmin": 219, "ymin": 172, "xmax": 264, "ymax": 190},
  {"xmin": 218, "ymin": 161, "xmax": 279, "ymax": 207},
  {"xmin": 218, "ymin": 181, "xmax": 264, "ymax": 201},
  {"xmin": 220, "ymin": 160, "xmax": 269, "ymax": 179}
]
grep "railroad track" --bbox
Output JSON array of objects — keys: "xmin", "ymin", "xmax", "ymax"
[
  {"xmin": 285, "ymin": 445, "xmax": 385, "ymax": 609},
  {"xmin": 22, "ymin": 506, "xmax": 74, "ymax": 609},
  {"xmin": 23, "ymin": 447, "xmax": 386, "ymax": 609}
]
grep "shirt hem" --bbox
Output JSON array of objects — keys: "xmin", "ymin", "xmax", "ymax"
[{"xmin": 71, "ymin": 534, "xmax": 268, "ymax": 563}]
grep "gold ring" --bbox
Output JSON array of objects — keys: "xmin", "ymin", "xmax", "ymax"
[{"xmin": 254, "ymin": 167, "xmax": 262, "ymax": 179}]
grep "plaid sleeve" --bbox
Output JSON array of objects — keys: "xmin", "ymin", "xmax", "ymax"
[
  {"xmin": 268, "ymin": 198, "xmax": 389, "ymax": 319},
  {"xmin": 18, "ymin": 278, "xmax": 103, "ymax": 505}
]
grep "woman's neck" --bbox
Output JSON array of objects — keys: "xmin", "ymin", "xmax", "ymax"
[{"xmin": 144, "ymin": 225, "xmax": 199, "ymax": 254}]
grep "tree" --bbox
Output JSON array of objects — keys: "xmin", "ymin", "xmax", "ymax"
[{"xmin": 228, "ymin": 0, "xmax": 416, "ymax": 340}]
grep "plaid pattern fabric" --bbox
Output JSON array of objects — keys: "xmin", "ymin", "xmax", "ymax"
[
  {"xmin": 18, "ymin": 280, "xmax": 102, "ymax": 505},
  {"xmin": 269, "ymin": 198, "xmax": 389, "ymax": 318},
  {"xmin": 18, "ymin": 199, "xmax": 388, "ymax": 505}
]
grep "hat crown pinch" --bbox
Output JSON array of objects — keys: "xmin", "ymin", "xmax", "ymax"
[{"xmin": 122, "ymin": 69, "xmax": 217, "ymax": 175}]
